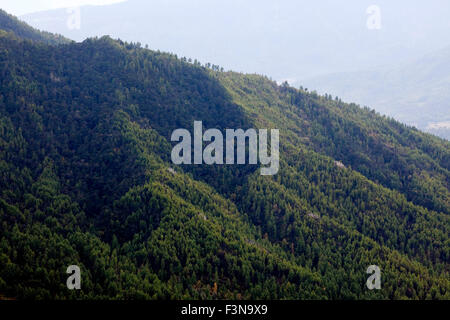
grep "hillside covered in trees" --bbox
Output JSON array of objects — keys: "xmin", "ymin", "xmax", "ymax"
[
  {"xmin": 0, "ymin": 11, "xmax": 448, "ymax": 299},
  {"xmin": 0, "ymin": 9, "xmax": 70, "ymax": 45}
]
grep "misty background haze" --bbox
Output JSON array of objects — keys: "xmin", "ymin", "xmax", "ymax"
[{"xmin": 5, "ymin": 0, "xmax": 450, "ymax": 138}]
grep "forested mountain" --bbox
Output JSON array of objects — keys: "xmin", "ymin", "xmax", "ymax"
[
  {"xmin": 0, "ymin": 12, "xmax": 449, "ymax": 299},
  {"xmin": 0, "ymin": 9, "xmax": 70, "ymax": 45},
  {"xmin": 21, "ymin": 1, "xmax": 450, "ymax": 140}
]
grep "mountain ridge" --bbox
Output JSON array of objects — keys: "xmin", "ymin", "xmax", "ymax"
[{"xmin": 0, "ymin": 9, "xmax": 71, "ymax": 45}]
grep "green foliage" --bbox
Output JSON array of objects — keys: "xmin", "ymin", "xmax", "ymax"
[
  {"xmin": 0, "ymin": 9, "xmax": 70, "ymax": 45},
  {"xmin": 0, "ymin": 20, "xmax": 448, "ymax": 300}
]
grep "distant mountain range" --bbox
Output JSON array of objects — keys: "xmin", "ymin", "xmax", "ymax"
[
  {"xmin": 0, "ymin": 8, "xmax": 449, "ymax": 300},
  {"xmin": 301, "ymin": 45, "xmax": 450, "ymax": 139},
  {"xmin": 21, "ymin": 0, "xmax": 450, "ymax": 79}
]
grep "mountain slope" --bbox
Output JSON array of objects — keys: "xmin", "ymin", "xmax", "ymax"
[
  {"xmin": 0, "ymin": 18, "xmax": 448, "ymax": 299},
  {"xmin": 0, "ymin": 9, "xmax": 70, "ymax": 45}
]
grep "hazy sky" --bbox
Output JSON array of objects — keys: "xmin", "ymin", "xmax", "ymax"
[{"xmin": 0, "ymin": 0, "xmax": 126, "ymax": 16}]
